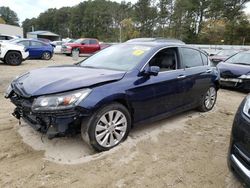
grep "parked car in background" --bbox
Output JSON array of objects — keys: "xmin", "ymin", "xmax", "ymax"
[
  {"xmin": 0, "ymin": 34, "xmax": 19, "ymax": 43},
  {"xmin": 51, "ymin": 41, "xmax": 64, "ymax": 53},
  {"xmin": 228, "ymin": 95, "xmax": 250, "ymax": 186},
  {"xmin": 61, "ymin": 38, "xmax": 101, "ymax": 56},
  {"xmin": 6, "ymin": 40, "xmax": 220, "ymax": 151},
  {"xmin": 11, "ymin": 39, "xmax": 54, "ymax": 60},
  {"xmin": 210, "ymin": 49, "xmax": 239, "ymax": 65},
  {"xmin": 217, "ymin": 51, "xmax": 250, "ymax": 92},
  {"xmin": 0, "ymin": 42, "xmax": 29, "ymax": 65}
]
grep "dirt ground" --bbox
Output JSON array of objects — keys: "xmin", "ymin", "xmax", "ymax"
[{"xmin": 0, "ymin": 55, "xmax": 247, "ymax": 187}]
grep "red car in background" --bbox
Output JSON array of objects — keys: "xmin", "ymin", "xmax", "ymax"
[{"xmin": 61, "ymin": 38, "xmax": 101, "ymax": 56}]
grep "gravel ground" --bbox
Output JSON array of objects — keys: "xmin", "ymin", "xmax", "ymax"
[{"xmin": 0, "ymin": 55, "xmax": 247, "ymax": 187}]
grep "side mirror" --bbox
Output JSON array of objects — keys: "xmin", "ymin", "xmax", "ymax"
[
  {"xmin": 140, "ymin": 66, "xmax": 160, "ymax": 76},
  {"xmin": 81, "ymin": 42, "xmax": 85, "ymax": 45}
]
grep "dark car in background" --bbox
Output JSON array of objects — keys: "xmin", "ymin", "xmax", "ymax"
[
  {"xmin": 217, "ymin": 51, "xmax": 250, "ymax": 92},
  {"xmin": 61, "ymin": 38, "xmax": 101, "ymax": 56},
  {"xmin": 11, "ymin": 39, "xmax": 54, "ymax": 60},
  {"xmin": 210, "ymin": 49, "xmax": 239, "ymax": 65},
  {"xmin": 5, "ymin": 40, "xmax": 219, "ymax": 151},
  {"xmin": 228, "ymin": 95, "xmax": 250, "ymax": 186}
]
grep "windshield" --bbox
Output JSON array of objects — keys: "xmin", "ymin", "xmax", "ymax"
[
  {"xmin": 217, "ymin": 50, "xmax": 237, "ymax": 56},
  {"xmin": 80, "ymin": 44, "xmax": 152, "ymax": 71},
  {"xmin": 225, "ymin": 52, "xmax": 250, "ymax": 65}
]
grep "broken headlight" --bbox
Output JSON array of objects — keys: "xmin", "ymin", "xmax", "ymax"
[{"xmin": 32, "ymin": 89, "xmax": 91, "ymax": 111}]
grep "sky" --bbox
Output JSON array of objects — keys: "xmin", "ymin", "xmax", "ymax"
[{"xmin": 1, "ymin": 0, "xmax": 250, "ymax": 24}]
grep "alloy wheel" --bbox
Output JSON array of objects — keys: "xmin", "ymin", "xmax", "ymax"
[
  {"xmin": 205, "ymin": 87, "xmax": 216, "ymax": 109},
  {"xmin": 95, "ymin": 110, "xmax": 127, "ymax": 148}
]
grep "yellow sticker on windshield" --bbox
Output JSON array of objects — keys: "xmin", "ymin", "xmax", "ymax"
[{"xmin": 133, "ymin": 49, "xmax": 145, "ymax": 56}]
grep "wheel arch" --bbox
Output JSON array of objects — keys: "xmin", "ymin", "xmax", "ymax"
[
  {"xmin": 4, "ymin": 50, "xmax": 22, "ymax": 59},
  {"xmin": 92, "ymin": 95, "xmax": 135, "ymax": 126}
]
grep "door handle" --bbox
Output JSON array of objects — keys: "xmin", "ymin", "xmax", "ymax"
[
  {"xmin": 177, "ymin": 75, "xmax": 186, "ymax": 79},
  {"xmin": 206, "ymin": 69, "xmax": 212, "ymax": 73}
]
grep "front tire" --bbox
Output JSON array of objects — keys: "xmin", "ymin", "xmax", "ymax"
[
  {"xmin": 81, "ymin": 103, "xmax": 131, "ymax": 152},
  {"xmin": 5, "ymin": 51, "xmax": 22, "ymax": 66},
  {"xmin": 42, "ymin": 52, "xmax": 51, "ymax": 60},
  {"xmin": 198, "ymin": 86, "xmax": 217, "ymax": 112}
]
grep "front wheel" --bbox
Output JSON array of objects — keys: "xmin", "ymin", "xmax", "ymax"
[
  {"xmin": 41, "ymin": 52, "xmax": 51, "ymax": 60},
  {"xmin": 198, "ymin": 86, "xmax": 217, "ymax": 112},
  {"xmin": 81, "ymin": 103, "xmax": 131, "ymax": 152},
  {"xmin": 5, "ymin": 51, "xmax": 22, "ymax": 66}
]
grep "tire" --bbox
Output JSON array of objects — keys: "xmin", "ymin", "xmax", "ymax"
[
  {"xmin": 81, "ymin": 103, "xmax": 131, "ymax": 152},
  {"xmin": 41, "ymin": 52, "xmax": 51, "ymax": 60},
  {"xmin": 198, "ymin": 86, "xmax": 217, "ymax": 112},
  {"xmin": 66, "ymin": 54, "xmax": 71, "ymax": 56},
  {"xmin": 5, "ymin": 51, "xmax": 22, "ymax": 66}
]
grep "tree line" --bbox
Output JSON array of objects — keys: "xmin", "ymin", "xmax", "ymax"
[{"xmin": 1, "ymin": 0, "xmax": 250, "ymax": 44}]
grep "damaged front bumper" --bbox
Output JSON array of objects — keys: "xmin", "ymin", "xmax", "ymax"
[{"xmin": 9, "ymin": 91, "xmax": 91, "ymax": 139}]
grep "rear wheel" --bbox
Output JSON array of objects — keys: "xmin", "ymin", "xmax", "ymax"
[
  {"xmin": 81, "ymin": 103, "xmax": 131, "ymax": 152},
  {"xmin": 198, "ymin": 86, "xmax": 217, "ymax": 112},
  {"xmin": 41, "ymin": 52, "xmax": 51, "ymax": 60},
  {"xmin": 5, "ymin": 51, "xmax": 22, "ymax": 66}
]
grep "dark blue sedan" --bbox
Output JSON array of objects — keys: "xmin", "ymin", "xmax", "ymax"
[
  {"xmin": 11, "ymin": 39, "xmax": 54, "ymax": 60},
  {"xmin": 5, "ymin": 40, "xmax": 220, "ymax": 151},
  {"xmin": 217, "ymin": 51, "xmax": 250, "ymax": 92}
]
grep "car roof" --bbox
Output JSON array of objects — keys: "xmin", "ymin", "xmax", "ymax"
[
  {"xmin": 121, "ymin": 41, "xmax": 204, "ymax": 54},
  {"xmin": 126, "ymin": 38, "xmax": 185, "ymax": 44}
]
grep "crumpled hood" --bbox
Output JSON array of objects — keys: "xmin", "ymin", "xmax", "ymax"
[
  {"xmin": 217, "ymin": 62, "xmax": 250, "ymax": 78},
  {"xmin": 12, "ymin": 66, "xmax": 125, "ymax": 97}
]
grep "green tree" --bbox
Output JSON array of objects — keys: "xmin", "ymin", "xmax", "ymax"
[
  {"xmin": 133, "ymin": 0, "xmax": 158, "ymax": 37},
  {"xmin": 0, "ymin": 6, "xmax": 19, "ymax": 26},
  {"xmin": 0, "ymin": 17, "xmax": 6, "ymax": 24}
]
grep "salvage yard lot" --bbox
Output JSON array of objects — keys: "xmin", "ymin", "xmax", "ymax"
[{"xmin": 0, "ymin": 55, "xmax": 246, "ymax": 187}]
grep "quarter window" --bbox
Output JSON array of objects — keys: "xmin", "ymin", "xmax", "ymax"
[{"xmin": 181, "ymin": 48, "xmax": 203, "ymax": 68}]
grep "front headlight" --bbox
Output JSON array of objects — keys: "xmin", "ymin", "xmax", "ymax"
[
  {"xmin": 32, "ymin": 89, "xmax": 91, "ymax": 111},
  {"xmin": 239, "ymin": 75, "xmax": 250, "ymax": 79},
  {"xmin": 243, "ymin": 96, "xmax": 250, "ymax": 117}
]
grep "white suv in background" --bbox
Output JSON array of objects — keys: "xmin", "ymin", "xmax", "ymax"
[
  {"xmin": 0, "ymin": 42, "xmax": 29, "ymax": 65},
  {"xmin": 0, "ymin": 34, "xmax": 19, "ymax": 43}
]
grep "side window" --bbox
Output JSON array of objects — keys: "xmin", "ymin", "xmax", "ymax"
[
  {"xmin": 90, "ymin": 40, "xmax": 97, "ymax": 44},
  {"xmin": 82, "ymin": 40, "xmax": 90, "ymax": 45},
  {"xmin": 18, "ymin": 41, "xmax": 30, "ymax": 47},
  {"xmin": 31, "ymin": 41, "xmax": 43, "ymax": 47},
  {"xmin": 201, "ymin": 53, "xmax": 208, "ymax": 65},
  {"xmin": 0, "ymin": 36, "xmax": 6, "ymax": 40},
  {"xmin": 149, "ymin": 48, "xmax": 178, "ymax": 72},
  {"xmin": 7, "ymin": 36, "xmax": 13, "ymax": 40},
  {"xmin": 181, "ymin": 48, "xmax": 203, "ymax": 68}
]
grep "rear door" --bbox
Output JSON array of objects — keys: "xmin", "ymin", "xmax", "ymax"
[{"xmin": 180, "ymin": 47, "xmax": 212, "ymax": 106}]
